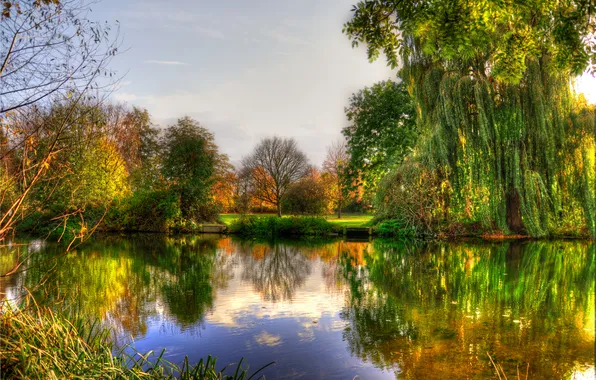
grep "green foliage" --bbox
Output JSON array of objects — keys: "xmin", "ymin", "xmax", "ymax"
[
  {"xmin": 30, "ymin": 102, "xmax": 131, "ymax": 214},
  {"xmin": 344, "ymin": 0, "xmax": 596, "ymax": 82},
  {"xmin": 344, "ymin": 0, "xmax": 596, "ymax": 237},
  {"xmin": 375, "ymin": 219, "xmax": 418, "ymax": 238},
  {"xmin": 63, "ymin": 139, "xmax": 130, "ymax": 209},
  {"xmin": 343, "ymin": 80, "xmax": 417, "ymax": 193},
  {"xmin": 281, "ymin": 175, "xmax": 332, "ymax": 215},
  {"xmin": 229, "ymin": 215, "xmax": 336, "ymax": 238},
  {"xmin": 162, "ymin": 118, "xmax": 218, "ymax": 223},
  {"xmin": 0, "ymin": 305, "xmax": 272, "ymax": 379},
  {"xmin": 128, "ymin": 107, "xmax": 163, "ymax": 191},
  {"xmin": 105, "ymin": 190, "xmax": 182, "ymax": 232}
]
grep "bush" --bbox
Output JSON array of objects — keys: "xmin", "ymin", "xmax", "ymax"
[
  {"xmin": 375, "ymin": 219, "xmax": 418, "ymax": 238},
  {"xmin": 281, "ymin": 176, "xmax": 332, "ymax": 215},
  {"xmin": 105, "ymin": 190, "xmax": 220, "ymax": 233},
  {"xmin": 229, "ymin": 215, "xmax": 336, "ymax": 238},
  {"xmin": 375, "ymin": 160, "xmax": 444, "ymax": 236},
  {"xmin": 104, "ymin": 190, "xmax": 181, "ymax": 232}
]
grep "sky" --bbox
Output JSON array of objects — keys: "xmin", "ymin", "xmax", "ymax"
[{"xmin": 91, "ymin": 0, "xmax": 396, "ymax": 167}]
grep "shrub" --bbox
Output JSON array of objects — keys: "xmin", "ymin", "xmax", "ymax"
[
  {"xmin": 229, "ymin": 215, "xmax": 336, "ymax": 238},
  {"xmin": 104, "ymin": 190, "xmax": 181, "ymax": 232},
  {"xmin": 375, "ymin": 219, "xmax": 418, "ymax": 238},
  {"xmin": 105, "ymin": 191, "xmax": 220, "ymax": 233},
  {"xmin": 375, "ymin": 160, "xmax": 445, "ymax": 236},
  {"xmin": 281, "ymin": 175, "xmax": 332, "ymax": 215}
]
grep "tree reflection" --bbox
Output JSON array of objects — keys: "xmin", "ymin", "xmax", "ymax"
[
  {"xmin": 339, "ymin": 240, "xmax": 595, "ymax": 379},
  {"xmin": 4, "ymin": 235, "xmax": 229, "ymax": 337},
  {"xmin": 3, "ymin": 236, "xmax": 593, "ymax": 379},
  {"xmin": 156, "ymin": 236, "xmax": 218, "ymax": 328},
  {"xmin": 239, "ymin": 242, "xmax": 312, "ymax": 302}
]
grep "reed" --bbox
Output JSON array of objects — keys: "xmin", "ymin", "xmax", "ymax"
[{"xmin": 0, "ymin": 303, "xmax": 273, "ymax": 379}]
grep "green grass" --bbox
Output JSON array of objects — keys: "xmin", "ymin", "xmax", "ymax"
[
  {"xmin": 219, "ymin": 214, "xmax": 373, "ymax": 228},
  {"xmin": 219, "ymin": 214, "xmax": 242, "ymax": 226},
  {"xmin": 0, "ymin": 304, "xmax": 273, "ymax": 379},
  {"xmin": 324, "ymin": 214, "xmax": 373, "ymax": 227}
]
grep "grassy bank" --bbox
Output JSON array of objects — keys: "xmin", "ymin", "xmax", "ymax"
[
  {"xmin": 221, "ymin": 214, "xmax": 373, "ymax": 228},
  {"xmin": 0, "ymin": 304, "xmax": 272, "ymax": 379},
  {"xmin": 228, "ymin": 215, "xmax": 339, "ymax": 238}
]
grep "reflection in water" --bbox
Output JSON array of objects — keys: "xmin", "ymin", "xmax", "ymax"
[
  {"xmin": 239, "ymin": 242, "xmax": 312, "ymax": 302},
  {"xmin": 341, "ymin": 240, "xmax": 595, "ymax": 379},
  {"xmin": 1, "ymin": 236, "xmax": 593, "ymax": 379}
]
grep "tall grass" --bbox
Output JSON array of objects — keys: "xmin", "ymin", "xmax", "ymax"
[{"xmin": 0, "ymin": 304, "xmax": 273, "ymax": 379}]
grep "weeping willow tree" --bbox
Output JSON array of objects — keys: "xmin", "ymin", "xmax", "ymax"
[{"xmin": 345, "ymin": 0, "xmax": 596, "ymax": 237}]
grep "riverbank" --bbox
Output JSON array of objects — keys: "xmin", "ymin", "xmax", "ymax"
[
  {"xmin": 17, "ymin": 211, "xmax": 594, "ymax": 242},
  {"xmin": 0, "ymin": 303, "xmax": 272, "ymax": 379},
  {"xmin": 219, "ymin": 213, "xmax": 374, "ymax": 228}
]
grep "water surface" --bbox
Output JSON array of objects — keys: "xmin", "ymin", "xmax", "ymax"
[{"xmin": 1, "ymin": 236, "xmax": 594, "ymax": 379}]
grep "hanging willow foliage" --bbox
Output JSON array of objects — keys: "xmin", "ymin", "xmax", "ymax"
[
  {"xmin": 345, "ymin": 0, "xmax": 596, "ymax": 237},
  {"xmin": 402, "ymin": 56, "xmax": 595, "ymax": 236}
]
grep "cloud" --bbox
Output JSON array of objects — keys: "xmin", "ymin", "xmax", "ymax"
[
  {"xmin": 263, "ymin": 30, "xmax": 311, "ymax": 45},
  {"xmin": 254, "ymin": 331, "xmax": 282, "ymax": 347},
  {"xmin": 194, "ymin": 26, "xmax": 225, "ymax": 40},
  {"xmin": 143, "ymin": 60, "xmax": 189, "ymax": 65},
  {"xmin": 205, "ymin": 261, "xmax": 347, "ymax": 328},
  {"xmin": 113, "ymin": 92, "xmax": 138, "ymax": 102},
  {"xmin": 121, "ymin": 8, "xmax": 224, "ymax": 39}
]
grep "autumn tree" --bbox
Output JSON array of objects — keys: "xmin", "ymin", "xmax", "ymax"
[
  {"xmin": 241, "ymin": 137, "xmax": 310, "ymax": 217},
  {"xmin": 0, "ymin": 0, "xmax": 118, "ymax": 240},
  {"xmin": 282, "ymin": 168, "xmax": 333, "ymax": 216},
  {"xmin": 322, "ymin": 140, "xmax": 350, "ymax": 218},
  {"xmin": 212, "ymin": 170, "xmax": 237, "ymax": 212},
  {"xmin": 103, "ymin": 106, "xmax": 163, "ymax": 191}
]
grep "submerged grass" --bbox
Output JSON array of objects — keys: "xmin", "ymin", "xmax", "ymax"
[
  {"xmin": 487, "ymin": 352, "xmax": 529, "ymax": 380},
  {"xmin": 0, "ymin": 304, "xmax": 273, "ymax": 379}
]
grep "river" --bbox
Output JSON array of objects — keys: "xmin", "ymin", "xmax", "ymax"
[{"xmin": 1, "ymin": 235, "xmax": 594, "ymax": 379}]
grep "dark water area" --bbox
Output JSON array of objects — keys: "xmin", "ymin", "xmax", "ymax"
[{"xmin": 1, "ymin": 235, "xmax": 594, "ymax": 379}]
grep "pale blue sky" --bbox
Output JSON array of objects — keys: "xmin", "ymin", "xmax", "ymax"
[{"xmin": 93, "ymin": 0, "xmax": 395, "ymax": 166}]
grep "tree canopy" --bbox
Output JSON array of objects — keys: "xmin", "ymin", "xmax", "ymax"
[
  {"xmin": 344, "ymin": 0, "xmax": 596, "ymax": 82},
  {"xmin": 343, "ymin": 80, "xmax": 417, "ymax": 194},
  {"xmin": 344, "ymin": 0, "xmax": 596, "ymax": 237},
  {"xmin": 162, "ymin": 117, "xmax": 217, "ymax": 222},
  {"xmin": 241, "ymin": 137, "xmax": 310, "ymax": 217}
]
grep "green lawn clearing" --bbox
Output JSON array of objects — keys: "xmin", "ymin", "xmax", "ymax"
[
  {"xmin": 324, "ymin": 214, "xmax": 374, "ymax": 227},
  {"xmin": 218, "ymin": 213, "xmax": 373, "ymax": 228}
]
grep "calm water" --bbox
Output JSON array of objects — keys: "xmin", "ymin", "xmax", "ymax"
[{"xmin": 1, "ymin": 236, "xmax": 594, "ymax": 379}]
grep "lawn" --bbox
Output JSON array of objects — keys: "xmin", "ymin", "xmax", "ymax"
[{"xmin": 218, "ymin": 213, "xmax": 373, "ymax": 228}]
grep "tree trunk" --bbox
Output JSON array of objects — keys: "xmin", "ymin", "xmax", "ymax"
[
  {"xmin": 506, "ymin": 187, "xmax": 524, "ymax": 234},
  {"xmin": 277, "ymin": 203, "xmax": 282, "ymax": 217},
  {"xmin": 338, "ymin": 197, "xmax": 342, "ymax": 219}
]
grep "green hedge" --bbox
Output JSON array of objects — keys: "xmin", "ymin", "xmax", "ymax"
[{"xmin": 229, "ymin": 215, "xmax": 336, "ymax": 238}]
